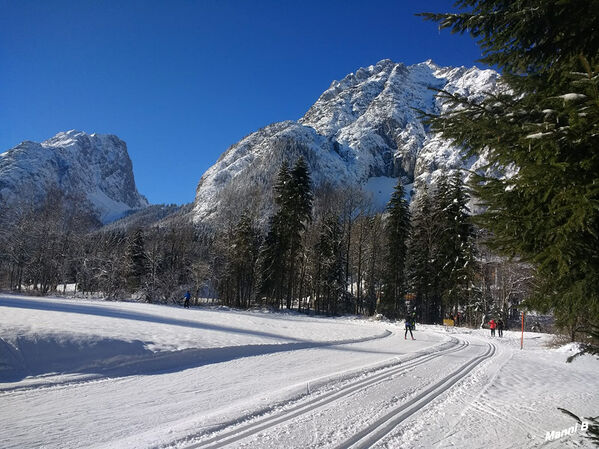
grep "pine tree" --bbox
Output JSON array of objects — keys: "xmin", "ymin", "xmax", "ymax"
[
  {"xmin": 406, "ymin": 176, "xmax": 474, "ymax": 324},
  {"xmin": 289, "ymin": 157, "xmax": 313, "ymax": 230},
  {"xmin": 379, "ymin": 181, "xmax": 410, "ymax": 319},
  {"xmin": 431, "ymin": 172, "xmax": 453, "ymax": 320},
  {"xmin": 259, "ymin": 211, "xmax": 288, "ymax": 309},
  {"xmin": 437, "ymin": 171, "xmax": 476, "ymax": 320},
  {"xmin": 285, "ymin": 157, "xmax": 313, "ymax": 309},
  {"xmin": 406, "ymin": 187, "xmax": 442, "ymax": 323},
  {"xmin": 364, "ymin": 214, "xmax": 385, "ymax": 316},
  {"xmin": 420, "ymin": 1, "xmax": 599, "ymax": 341},
  {"xmin": 259, "ymin": 158, "xmax": 313, "ymax": 309},
  {"xmin": 225, "ymin": 211, "xmax": 261, "ymax": 308},
  {"xmin": 313, "ymin": 213, "xmax": 344, "ymax": 315},
  {"xmin": 274, "ymin": 161, "xmax": 292, "ymax": 211}
]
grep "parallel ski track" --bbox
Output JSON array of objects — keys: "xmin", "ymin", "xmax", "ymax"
[
  {"xmin": 181, "ymin": 337, "xmax": 470, "ymax": 449},
  {"xmin": 335, "ymin": 342, "xmax": 496, "ymax": 449}
]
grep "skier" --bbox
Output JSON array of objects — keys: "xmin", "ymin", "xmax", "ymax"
[
  {"xmin": 497, "ymin": 318, "xmax": 504, "ymax": 337},
  {"xmin": 405, "ymin": 315, "xmax": 415, "ymax": 340},
  {"xmin": 183, "ymin": 291, "xmax": 191, "ymax": 308},
  {"xmin": 489, "ymin": 318, "xmax": 496, "ymax": 337}
]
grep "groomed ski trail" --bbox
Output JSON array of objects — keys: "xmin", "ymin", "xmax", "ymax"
[
  {"xmin": 174, "ymin": 337, "xmax": 472, "ymax": 449},
  {"xmin": 335, "ymin": 341, "xmax": 496, "ymax": 449}
]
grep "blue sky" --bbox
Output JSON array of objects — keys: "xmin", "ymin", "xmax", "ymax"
[{"xmin": 0, "ymin": 0, "xmax": 484, "ymax": 205}]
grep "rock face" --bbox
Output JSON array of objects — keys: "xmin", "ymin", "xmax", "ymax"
[
  {"xmin": 192, "ymin": 59, "xmax": 499, "ymax": 223},
  {"xmin": 0, "ymin": 130, "xmax": 148, "ymax": 223}
]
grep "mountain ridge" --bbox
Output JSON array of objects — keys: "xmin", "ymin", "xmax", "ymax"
[
  {"xmin": 191, "ymin": 59, "xmax": 499, "ymax": 224},
  {"xmin": 0, "ymin": 130, "xmax": 148, "ymax": 223}
]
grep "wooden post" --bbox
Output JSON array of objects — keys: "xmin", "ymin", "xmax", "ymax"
[{"xmin": 520, "ymin": 311, "xmax": 525, "ymax": 350}]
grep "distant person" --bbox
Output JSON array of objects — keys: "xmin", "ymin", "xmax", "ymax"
[
  {"xmin": 183, "ymin": 291, "xmax": 191, "ymax": 308},
  {"xmin": 497, "ymin": 319, "xmax": 504, "ymax": 337},
  {"xmin": 489, "ymin": 319, "xmax": 496, "ymax": 337},
  {"xmin": 405, "ymin": 315, "xmax": 415, "ymax": 340}
]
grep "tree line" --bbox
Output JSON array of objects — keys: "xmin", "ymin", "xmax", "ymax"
[{"xmin": 1, "ymin": 155, "xmax": 538, "ymax": 333}]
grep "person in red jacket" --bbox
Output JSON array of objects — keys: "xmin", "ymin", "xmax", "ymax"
[{"xmin": 489, "ymin": 319, "xmax": 497, "ymax": 337}]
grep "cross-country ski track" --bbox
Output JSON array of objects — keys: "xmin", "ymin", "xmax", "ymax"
[
  {"xmin": 1, "ymin": 294, "xmax": 598, "ymax": 449},
  {"xmin": 180, "ymin": 339, "xmax": 496, "ymax": 449},
  {"xmin": 181, "ymin": 338, "xmax": 473, "ymax": 448}
]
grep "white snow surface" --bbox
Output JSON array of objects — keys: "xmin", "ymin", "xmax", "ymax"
[
  {"xmin": 0, "ymin": 130, "xmax": 148, "ymax": 223},
  {"xmin": 192, "ymin": 60, "xmax": 500, "ymax": 223},
  {"xmin": 1, "ymin": 294, "xmax": 597, "ymax": 449}
]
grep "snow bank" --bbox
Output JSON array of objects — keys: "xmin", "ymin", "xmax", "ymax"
[{"xmin": 0, "ymin": 294, "xmax": 390, "ymax": 385}]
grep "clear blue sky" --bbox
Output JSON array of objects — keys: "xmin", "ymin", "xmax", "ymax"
[{"xmin": 0, "ymin": 0, "xmax": 484, "ymax": 205}]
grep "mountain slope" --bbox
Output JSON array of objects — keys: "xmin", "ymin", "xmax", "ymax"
[
  {"xmin": 101, "ymin": 203, "xmax": 192, "ymax": 231},
  {"xmin": 192, "ymin": 60, "xmax": 499, "ymax": 223},
  {"xmin": 0, "ymin": 130, "xmax": 148, "ymax": 223}
]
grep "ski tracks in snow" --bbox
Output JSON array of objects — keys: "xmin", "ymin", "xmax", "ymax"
[
  {"xmin": 172, "ymin": 336, "xmax": 490, "ymax": 449},
  {"xmin": 333, "ymin": 342, "xmax": 496, "ymax": 449}
]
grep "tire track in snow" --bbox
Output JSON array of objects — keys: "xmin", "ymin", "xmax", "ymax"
[
  {"xmin": 176, "ymin": 337, "xmax": 469, "ymax": 449},
  {"xmin": 334, "ymin": 342, "xmax": 496, "ymax": 449}
]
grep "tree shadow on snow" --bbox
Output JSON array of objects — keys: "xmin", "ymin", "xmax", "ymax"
[
  {"xmin": 0, "ymin": 297, "xmax": 397, "ymax": 386},
  {"xmin": 0, "ymin": 296, "xmax": 317, "ymax": 343},
  {"xmin": 0, "ymin": 331, "xmax": 394, "ymax": 387}
]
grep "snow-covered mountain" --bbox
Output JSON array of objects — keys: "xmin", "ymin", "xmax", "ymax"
[
  {"xmin": 101, "ymin": 203, "xmax": 192, "ymax": 231},
  {"xmin": 0, "ymin": 130, "xmax": 148, "ymax": 223},
  {"xmin": 192, "ymin": 59, "xmax": 499, "ymax": 223}
]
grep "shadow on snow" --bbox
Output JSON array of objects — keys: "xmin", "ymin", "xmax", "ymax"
[{"xmin": 0, "ymin": 297, "xmax": 395, "ymax": 385}]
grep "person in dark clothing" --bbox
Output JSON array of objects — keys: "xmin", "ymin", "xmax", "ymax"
[
  {"xmin": 183, "ymin": 291, "xmax": 191, "ymax": 308},
  {"xmin": 405, "ymin": 316, "xmax": 415, "ymax": 340},
  {"xmin": 497, "ymin": 319, "xmax": 504, "ymax": 337}
]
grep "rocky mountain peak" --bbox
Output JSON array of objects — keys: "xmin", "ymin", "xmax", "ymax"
[
  {"xmin": 0, "ymin": 130, "xmax": 148, "ymax": 223},
  {"xmin": 191, "ymin": 59, "xmax": 500, "ymax": 224}
]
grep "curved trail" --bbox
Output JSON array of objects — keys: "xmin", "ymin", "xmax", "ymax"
[
  {"xmin": 0, "ymin": 330, "xmax": 393, "ymax": 395},
  {"xmin": 335, "ymin": 342, "xmax": 496, "ymax": 449},
  {"xmin": 179, "ymin": 337, "xmax": 470, "ymax": 449}
]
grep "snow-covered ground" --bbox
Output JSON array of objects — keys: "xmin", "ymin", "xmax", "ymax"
[{"xmin": 1, "ymin": 294, "xmax": 597, "ymax": 448}]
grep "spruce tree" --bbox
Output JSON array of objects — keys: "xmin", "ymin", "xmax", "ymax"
[
  {"xmin": 219, "ymin": 211, "xmax": 261, "ymax": 308},
  {"xmin": 406, "ymin": 187, "xmax": 442, "ymax": 323},
  {"xmin": 314, "ymin": 213, "xmax": 344, "ymax": 315},
  {"xmin": 289, "ymin": 157, "xmax": 313, "ymax": 230},
  {"xmin": 438, "ymin": 171, "xmax": 476, "ymax": 320},
  {"xmin": 364, "ymin": 214, "xmax": 385, "ymax": 316},
  {"xmin": 432, "ymin": 172, "xmax": 453, "ymax": 319},
  {"xmin": 259, "ymin": 158, "xmax": 313, "ymax": 309},
  {"xmin": 420, "ymin": 1, "xmax": 599, "ymax": 341},
  {"xmin": 259, "ymin": 163, "xmax": 290, "ymax": 307},
  {"xmin": 379, "ymin": 180, "xmax": 411, "ymax": 319},
  {"xmin": 286, "ymin": 157, "xmax": 313, "ymax": 309}
]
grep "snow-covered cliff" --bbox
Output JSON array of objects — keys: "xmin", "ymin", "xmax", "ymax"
[
  {"xmin": 192, "ymin": 59, "xmax": 499, "ymax": 222},
  {"xmin": 0, "ymin": 130, "xmax": 148, "ymax": 223}
]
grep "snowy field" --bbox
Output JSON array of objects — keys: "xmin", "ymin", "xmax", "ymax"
[{"xmin": 1, "ymin": 294, "xmax": 597, "ymax": 448}]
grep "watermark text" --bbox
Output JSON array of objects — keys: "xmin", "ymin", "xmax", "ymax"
[{"xmin": 545, "ymin": 421, "xmax": 589, "ymax": 441}]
